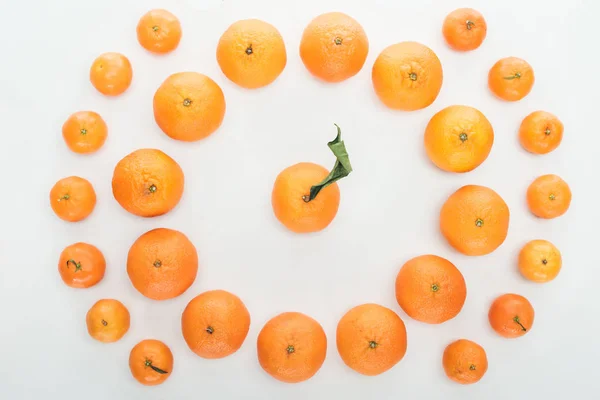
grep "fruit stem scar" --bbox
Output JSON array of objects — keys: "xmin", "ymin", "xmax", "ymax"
[
  {"xmin": 148, "ymin": 184, "xmax": 157, "ymax": 193},
  {"xmin": 431, "ymin": 283, "xmax": 440, "ymax": 292},
  {"xmin": 503, "ymin": 72, "xmax": 522, "ymax": 80},
  {"xmin": 183, "ymin": 98, "xmax": 192, "ymax": 107},
  {"xmin": 206, "ymin": 326, "xmax": 214, "ymax": 334},
  {"xmin": 66, "ymin": 259, "xmax": 82, "ymax": 272},
  {"xmin": 152, "ymin": 25, "xmax": 159, "ymax": 32},
  {"xmin": 368, "ymin": 340, "xmax": 378, "ymax": 349},
  {"xmin": 475, "ymin": 218, "xmax": 484, "ymax": 227},
  {"xmin": 545, "ymin": 128, "xmax": 551, "ymax": 136},
  {"xmin": 409, "ymin": 72, "xmax": 418, "ymax": 81},
  {"xmin": 542, "ymin": 259, "xmax": 548, "ymax": 265},
  {"xmin": 286, "ymin": 345, "xmax": 295, "ymax": 354},
  {"xmin": 459, "ymin": 133, "xmax": 468, "ymax": 142},
  {"xmin": 245, "ymin": 44, "xmax": 253, "ymax": 55},
  {"xmin": 549, "ymin": 193, "xmax": 556, "ymax": 200},
  {"xmin": 304, "ymin": 124, "xmax": 353, "ymax": 202},
  {"xmin": 101, "ymin": 319, "xmax": 108, "ymax": 326},
  {"xmin": 469, "ymin": 364, "xmax": 476, "ymax": 370},
  {"xmin": 513, "ymin": 316, "xmax": 527, "ymax": 331},
  {"xmin": 80, "ymin": 128, "xmax": 87, "ymax": 135},
  {"xmin": 466, "ymin": 20, "xmax": 475, "ymax": 30},
  {"xmin": 145, "ymin": 359, "xmax": 168, "ymax": 374},
  {"xmin": 58, "ymin": 194, "xmax": 70, "ymax": 202},
  {"xmin": 153, "ymin": 260, "xmax": 162, "ymax": 268},
  {"xmin": 334, "ymin": 37, "xmax": 343, "ymax": 45}
]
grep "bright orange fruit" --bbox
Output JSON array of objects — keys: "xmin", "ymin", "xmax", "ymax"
[
  {"xmin": 86, "ymin": 299, "xmax": 130, "ymax": 343},
  {"xmin": 526, "ymin": 174, "xmax": 572, "ymax": 219},
  {"xmin": 442, "ymin": 8, "xmax": 487, "ymax": 51},
  {"xmin": 62, "ymin": 111, "xmax": 107, "ymax": 154},
  {"xmin": 299, "ymin": 12, "xmax": 369, "ymax": 83},
  {"xmin": 443, "ymin": 339, "xmax": 488, "ymax": 384},
  {"xmin": 519, "ymin": 111, "xmax": 564, "ymax": 154},
  {"xmin": 217, "ymin": 19, "xmax": 287, "ymax": 89},
  {"xmin": 395, "ymin": 255, "xmax": 466, "ymax": 324},
  {"xmin": 50, "ymin": 176, "xmax": 96, "ymax": 222},
  {"xmin": 129, "ymin": 339, "xmax": 173, "ymax": 386},
  {"xmin": 181, "ymin": 290, "xmax": 251, "ymax": 359},
  {"xmin": 58, "ymin": 242, "xmax": 105, "ymax": 288},
  {"xmin": 424, "ymin": 105, "xmax": 494, "ymax": 173},
  {"xmin": 153, "ymin": 72, "xmax": 226, "ymax": 141},
  {"xmin": 488, "ymin": 293, "xmax": 534, "ymax": 338},
  {"xmin": 372, "ymin": 41, "xmax": 443, "ymax": 111},
  {"xmin": 488, "ymin": 57, "xmax": 534, "ymax": 101},
  {"xmin": 89, "ymin": 52, "xmax": 132, "ymax": 96},
  {"xmin": 336, "ymin": 303, "xmax": 407, "ymax": 376},
  {"xmin": 137, "ymin": 9, "xmax": 182, "ymax": 54},
  {"xmin": 518, "ymin": 240, "xmax": 562, "ymax": 283}
]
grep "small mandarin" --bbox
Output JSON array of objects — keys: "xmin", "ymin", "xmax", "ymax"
[
  {"xmin": 50, "ymin": 176, "xmax": 96, "ymax": 222},
  {"xmin": 395, "ymin": 255, "xmax": 466, "ymax": 324},
  {"xmin": 182, "ymin": 290, "xmax": 251, "ymax": 359},
  {"xmin": 90, "ymin": 52, "xmax": 133, "ymax": 96},
  {"xmin": 518, "ymin": 240, "xmax": 562, "ymax": 283},
  {"xmin": 127, "ymin": 228, "xmax": 198, "ymax": 301},
  {"xmin": 519, "ymin": 111, "xmax": 564, "ymax": 154},
  {"xmin": 336, "ymin": 304, "xmax": 407, "ymax": 376},
  {"xmin": 217, "ymin": 19, "xmax": 287, "ymax": 89},
  {"xmin": 112, "ymin": 149, "xmax": 184, "ymax": 218},
  {"xmin": 488, "ymin": 57, "xmax": 534, "ymax": 101},
  {"xmin": 526, "ymin": 174, "xmax": 572, "ymax": 219},
  {"xmin": 299, "ymin": 12, "xmax": 369, "ymax": 83},
  {"xmin": 62, "ymin": 111, "xmax": 107, "ymax": 154},
  {"xmin": 424, "ymin": 105, "xmax": 494, "ymax": 173},
  {"xmin": 372, "ymin": 41, "xmax": 443, "ymax": 111},
  {"xmin": 129, "ymin": 339, "xmax": 173, "ymax": 386},
  {"xmin": 137, "ymin": 9, "xmax": 182, "ymax": 54},
  {"xmin": 58, "ymin": 242, "xmax": 105, "ymax": 288},
  {"xmin": 489, "ymin": 293, "xmax": 534, "ymax": 338},
  {"xmin": 440, "ymin": 185, "xmax": 510, "ymax": 256},
  {"xmin": 257, "ymin": 312, "xmax": 327, "ymax": 383},
  {"xmin": 443, "ymin": 339, "xmax": 488, "ymax": 384},
  {"xmin": 153, "ymin": 72, "xmax": 226, "ymax": 141},
  {"xmin": 442, "ymin": 8, "xmax": 487, "ymax": 51},
  {"xmin": 86, "ymin": 299, "xmax": 130, "ymax": 343}
]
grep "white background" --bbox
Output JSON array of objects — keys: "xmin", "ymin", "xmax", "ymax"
[{"xmin": 1, "ymin": 0, "xmax": 598, "ymax": 398}]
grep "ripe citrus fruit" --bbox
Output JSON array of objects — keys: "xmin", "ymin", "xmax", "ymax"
[
  {"xmin": 519, "ymin": 111, "xmax": 564, "ymax": 154},
  {"xmin": 257, "ymin": 312, "xmax": 327, "ymax": 383},
  {"xmin": 336, "ymin": 303, "xmax": 407, "ymax": 376},
  {"xmin": 112, "ymin": 148, "xmax": 184, "ymax": 217},
  {"xmin": 299, "ymin": 12, "xmax": 368, "ymax": 83},
  {"xmin": 182, "ymin": 290, "xmax": 250, "ymax": 359},
  {"xmin": 272, "ymin": 126, "xmax": 351, "ymax": 233},
  {"xmin": 518, "ymin": 240, "xmax": 562, "ymax": 283},
  {"xmin": 424, "ymin": 105, "xmax": 494, "ymax": 173},
  {"xmin": 86, "ymin": 299, "xmax": 130, "ymax": 343},
  {"xmin": 153, "ymin": 72, "xmax": 226, "ymax": 142},
  {"xmin": 127, "ymin": 228, "xmax": 198, "ymax": 301},
  {"xmin": 442, "ymin": 339, "xmax": 488, "ymax": 384},
  {"xmin": 129, "ymin": 339, "xmax": 173, "ymax": 386},
  {"xmin": 58, "ymin": 242, "xmax": 105, "ymax": 288},
  {"xmin": 372, "ymin": 41, "xmax": 443, "ymax": 111},
  {"xmin": 50, "ymin": 176, "xmax": 96, "ymax": 222},
  {"xmin": 89, "ymin": 52, "xmax": 132, "ymax": 96},
  {"xmin": 526, "ymin": 174, "xmax": 572, "ymax": 219},
  {"xmin": 137, "ymin": 9, "xmax": 182, "ymax": 54},
  {"xmin": 395, "ymin": 255, "xmax": 466, "ymax": 324},
  {"xmin": 442, "ymin": 8, "xmax": 487, "ymax": 51},
  {"xmin": 62, "ymin": 111, "xmax": 107, "ymax": 154},
  {"xmin": 217, "ymin": 19, "xmax": 287, "ymax": 89},
  {"xmin": 440, "ymin": 185, "xmax": 510, "ymax": 256},
  {"xmin": 489, "ymin": 293, "xmax": 534, "ymax": 338},
  {"xmin": 488, "ymin": 57, "xmax": 534, "ymax": 101}
]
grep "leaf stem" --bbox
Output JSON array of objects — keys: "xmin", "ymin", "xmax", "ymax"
[
  {"xmin": 513, "ymin": 316, "xmax": 527, "ymax": 331},
  {"xmin": 303, "ymin": 124, "xmax": 353, "ymax": 202},
  {"xmin": 145, "ymin": 359, "xmax": 168, "ymax": 374}
]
